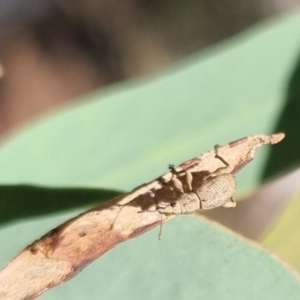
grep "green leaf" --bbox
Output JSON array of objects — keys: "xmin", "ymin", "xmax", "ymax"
[
  {"xmin": 38, "ymin": 217, "xmax": 300, "ymax": 299},
  {"xmin": 0, "ymin": 10, "xmax": 300, "ymax": 193},
  {"xmin": 1, "ymin": 8, "xmax": 300, "ymax": 300}
]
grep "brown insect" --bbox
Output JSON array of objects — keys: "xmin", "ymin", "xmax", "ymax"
[
  {"xmin": 156, "ymin": 145, "xmax": 236, "ymax": 215},
  {"xmin": 112, "ymin": 134, "xmax": 284, "ymax": 239},
  {"xmin": 152, "ymin": 145, "xmax": 237, "ymax": 238}
]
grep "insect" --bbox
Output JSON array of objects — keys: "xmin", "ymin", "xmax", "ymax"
[
  {"xmin": 152, "ymin": 145, "xmax": 236, "ymax": 238},
  {"xmin": 114, "ymin": 133, "xmax": 284, "ymax": 239}
]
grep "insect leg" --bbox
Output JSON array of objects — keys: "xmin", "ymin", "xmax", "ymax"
[
  {"xmin": 138, "ymin": 194, "xmax": 165, "ymax": 240},
  {"xmin": 222, "ymin": 197, "xmax": 236, "ymax": 208},
  {"xmin": 158, "ymin": 214, "xmax": 163, "ymax": 239},
  {"xmin": 169, "ymin": 164, "xmax": 193, "ymax": 192},
  {"xmin": 213, "ymin": 144, "xmax": 230, "ymax": 175}
]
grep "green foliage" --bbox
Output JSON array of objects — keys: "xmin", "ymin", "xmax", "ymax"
[
  {"xmin": 1, "ymin": 8, "xmax": 300, "ymax": 300},
  {"xmin": 48, "ymin": 217, "xmax": 300, "ymax": 300}
]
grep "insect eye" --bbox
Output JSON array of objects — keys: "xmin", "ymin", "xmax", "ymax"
[{"xmin": 170, "ymin": 202, "xmax": 177, "ymax": 207}]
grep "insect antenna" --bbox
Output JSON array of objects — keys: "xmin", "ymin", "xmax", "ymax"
[{"xmin": 158, "ymin": 214, "xmax": 163, "ymax": 240}]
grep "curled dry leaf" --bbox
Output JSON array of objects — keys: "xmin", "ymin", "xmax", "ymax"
[{"xmin": 0, "ymin": 133, "xmax": 285, "ymax": 300}]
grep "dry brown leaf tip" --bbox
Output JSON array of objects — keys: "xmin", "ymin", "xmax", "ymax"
[{"xmin": 0, "ymin": 133, "xmax": 285, "ymax": 300}]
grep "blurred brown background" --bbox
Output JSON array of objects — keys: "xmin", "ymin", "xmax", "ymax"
[{"xmin": 0, "ymin": 0, "xmax": 298, "ymax": 138}]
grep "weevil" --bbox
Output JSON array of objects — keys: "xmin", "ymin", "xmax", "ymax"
[{"xmin": 156, "ymin": 145, "xmax": 236, "ymax": 215}]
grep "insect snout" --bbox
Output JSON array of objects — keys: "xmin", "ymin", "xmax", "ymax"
[
  {"xmin": 156, "ymin": 204, "xmax": 165, "ymax": 210},
  {"xmin": 156, "ymin": 201, "xmax": 177, "ymax": 210}
]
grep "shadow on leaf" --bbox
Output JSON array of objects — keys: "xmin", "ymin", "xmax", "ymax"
[
  {"xmin": 262, "ymin": 50, "xmax": 300, "ymax": 180},
  {"xmin": 0, "ymin": 185, "xmax": 123, "ymax": 226}
]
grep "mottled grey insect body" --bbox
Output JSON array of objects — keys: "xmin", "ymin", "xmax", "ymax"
[
  {"xmin": 156, "ymin": 173, "xmax": 236, "ymax": 214},
  {"xmin": 197, "ymin": 173, "xmax": 236, "ymax": 210},
  {"xmin": 156, "ymin": 147, "xmax": 237, "ymax": 215}
]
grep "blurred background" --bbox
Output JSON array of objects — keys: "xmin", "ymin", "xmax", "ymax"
[
  {"xmin": 0, "ymin": 0, "xmax": 298, "ymax": 137},
  {"xmin": 2, "ymin": 1, "xmax": 300, "ymax": 298}
]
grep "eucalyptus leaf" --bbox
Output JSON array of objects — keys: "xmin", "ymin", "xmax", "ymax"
[{"xmin": 42, "ymin": 217, "xmax": 300, "ymax": 300}]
